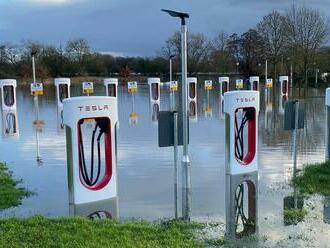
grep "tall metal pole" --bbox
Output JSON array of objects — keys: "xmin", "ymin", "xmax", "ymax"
[
  {"xmin": 173, "ymin": 112, "xmax": 178, "ymax": 219},
  {"xmin": 292, "ymin": 101, "xmax": 299, "ymax": 178},
  {"xmin": 265, "ymin": 59, "xmax": 268, "ymax": 82},
  {"xmin": 170, "ymin": 58, "xmax": 173, "ymax": 83},
  {"xmin": 181, "ymin": 20, "xmax": 191, "ymax": 221},
  {"xmin": 315, "ymin": 69, "xmax": 318, "ymax": 87},
  {"xmin": 170, "ymin": 58, "xmax": 174, "ymax": 111},
  {"xmin": 161, "ymin": 8, "xmax": 190, "ymax": 221},
  {"xmin": 290, "ymin": 64, "xmax": 293, "ymax": 89}
]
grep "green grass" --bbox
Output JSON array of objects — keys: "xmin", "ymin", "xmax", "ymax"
[
  {"xmin": 292, "ymin": 160, "xmax": 330, "ymax": 196},
  {"xmin": 0, "ymin": 217, "xmax": 209, "ymax": 248},
  {"xmin": 0, "ymin": 162, "xmax": 33, "ymax": 210},
  {"xmin": 283, "ymin": 208, "xmax": 307, "ymax": 225}
]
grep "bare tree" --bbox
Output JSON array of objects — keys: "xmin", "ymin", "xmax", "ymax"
[
  {"xmin": 159, "ymin": 31, "xmax": 210, "ymax": 74},
  {"xmin": 65, "ymin": 38, "xmax": 91, "ymax": 64},
  {"xmin": 257, "ymin": 11, "xmax": 286, "ymax": 80},
  {"xmin": 284, "ymin": 4, "xmax": 330, "ymax": 94}
]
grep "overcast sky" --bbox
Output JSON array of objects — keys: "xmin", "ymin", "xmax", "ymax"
[{"xmin": 0, "ymin": 0, "xmax": 327, "ymax": 57}]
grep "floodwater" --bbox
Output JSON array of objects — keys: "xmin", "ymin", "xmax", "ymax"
[{"xmin": 0, "ymin": 79, "xmax": 329, "ymax": 246}]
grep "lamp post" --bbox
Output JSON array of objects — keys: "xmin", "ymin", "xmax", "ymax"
[
  {"xmin": 162, "ymin": 9, "xmax": 191, "ymax": 221},
  {"xmin": 236, "ymin": 62, "xmax": 239, "ymax": 74},
  {"xmin": 169, "ymin": 54, "xmax": 175, "ymax": 83}
]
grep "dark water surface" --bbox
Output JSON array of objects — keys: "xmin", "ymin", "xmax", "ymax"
[{"xmin": 0, "ymin": 81, "xmax": 329, "ymax": 246}]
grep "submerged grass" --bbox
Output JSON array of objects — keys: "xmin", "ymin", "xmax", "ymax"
[
  {"xmin": 292, "ymin": 160, "xmax": 330, "ymax": 196},
  {"xmin": 0, "ymin": 162, "xmax": 33, "ymax": 210},
  {"xmin": 0, "ymin": 217, "xmax": 208, "ymax": 248},
  {"xmin": 283, "ymin": 208, "xmax": 307, "ymax": 225}
]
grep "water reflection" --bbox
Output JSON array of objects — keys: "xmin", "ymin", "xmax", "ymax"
[
  {"xmin": 0, "ymin": 82, "xmax": 329, "ymax": 245},
  {"xmin": 324, "ymin": 197, "xmax": 330, "ymax": 224},
  {"xmin": 151, "ymin": 102, "xmax": 160, "ymax": 122},
  {"xmin": 2, "ymin": 109, "xmax": 19, "ymax": 138},
  {"xmin": 70, "ymin": 197, "xmax": 119, "ymax": 220}
]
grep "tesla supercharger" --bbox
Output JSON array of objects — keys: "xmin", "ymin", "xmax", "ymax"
[
  {"xmin": 148, "ymin": 78, "xmax": 160, "ymax": 122},
  {"xmin": 54, "ymin": 78, "xmax": 71, "ymax": 130},
  {"xmin": 235, "ymin": 79, "xmax": 244, "ymax": 90},
  {"xmin": 249, "ymin": 76, "xmax": 259, "ymax": 91},
  {"xmin": 188, "ymin": 77, "xmax": 197, "ymax": 120},
  {"xmin": 104, "ymin": 78, "xmax": 118, "ymax": 97},
  {"xmin": 82, "ymin": 82, "xmax": 94, "ymax": 96},
  {"xmin": 63, "ymin": 96, "xmax": 118, "ymax": 204},
  {"xmin": 148, "ymin": 78, "xmax": 160, "ymax": 104},
  {"xmin": 0, "ymin": 79, "xmax": 17, "ymax": 111},
  {"xmin": 279, "ymin": 76, "xmax": 289, "ymax": 97},
  {"xmin": 0, "ymin": 79, "xmax": 19, "ymax": 137},
  {"xmin": 55, "ymin": 78, "xmax": 71, "ymax": 108},
  {"xmin": 219, "ymin": 77, "xmax": 229, "ymax": 100},
  {"xmin": 224, "ymin": 90, "xmax": 259, "ymax": 240},
  {"xmin": 326, "ymin": 88, "xmax": 330, "ymax": 159}
]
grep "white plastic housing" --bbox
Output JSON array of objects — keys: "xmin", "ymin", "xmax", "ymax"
[
  {"xmin": 0, "ymin": 79, "xmax": 17, "ymax": 111},
  {"xmin": 219, "ymin": 77, "xmax": 229, "ymax": 98},
  {"xmin": 63, "ymin": 96, "xmax": 118, "ymax": 204},
  {"xmin": 279, "ymin": 76, "xmax": 289, "ymax": 96},
  {"xmin": 54, "ymin": 78, "xmax": 71, "ymax": 108},
  {"xmin": 104, "ymin": 78, "xmax": 118, "ymax": 97},
  {"xmin": 224, "ymin": 91, "xmax": 259, "ymax": 175},
  {"xmin": 326, "ymin": 88, "xmax": 330, "ymax": 107},
  {"xmin": 188, "ymin": 77, "xmax": 197, "ymax": 102},
  {"xmin": 147, "ymin": 78, "xmax": 160, "ymax": 103},
  {"xmin": 249, "ymin": 76, "xmax": 259, "ymax": 91}
]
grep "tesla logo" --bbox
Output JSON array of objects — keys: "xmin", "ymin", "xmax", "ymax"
[
  {"xmin": 78, "ymin": 105, "xmax": 109, "ymax": 112},
  {"xmin": 236, "ymin": 97, "xmax": 256, "ymax": 103}
]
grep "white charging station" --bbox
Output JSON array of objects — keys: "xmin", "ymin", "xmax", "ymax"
[
  {"xmin": 54, "ymin": 78, "xmax": 71, "ymax": 107},
  {"xmin": 326, "ymin": 88, "xmax": 330, "ymax": 159},
  {"xmin": 0, "ymin": 79, "xmax": 17, "ymax": 111},
  {"xmin": 188, "ymin": 77, "xmax": 197, "ymax": 102},
  {"xmin": 249, "ymin": 76, "xmax": 259, "ymax": 91},
  {"xmin": 279, "ymin": 76, "xmax": 289, "ymax": 96},
  {"xmin": 219, "ymin": 77, "xmax": 229, "ymax": 99},
  {"xmin": 188, "ymin": 77, "xmax": 197, "ymax": 120},
  {"xmin": 224, "ymin": 90, "xmax": 259, "ymax": 239},
  {"xmin": 235, "ymin": 79, "xmax": 244, "ymax": 90},
  {"xmin": 104, "ymin": 78, "xmax": 118, "ymax": 97},
  {"xmin": 224, "ymin": 91, "xmax": 259, "ymax": 174},
  {"xmin": 148, "ymin": 78, "xmax": 160, "ymax": 103},
  {"xmin": 82, "ymin": 82, "xmax": 94, "ymax": 95},
  {"xmin": 63, "ymin": 96, "xmax": 118, "ymax": 204}
]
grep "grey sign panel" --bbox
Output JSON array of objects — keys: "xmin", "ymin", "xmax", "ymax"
[
  {"xmin": 284, "ymin": 101, "xmax": 305, "ymax": 130},
  {"xmin": 158, "ymin": 111, "xmax": 188, "ymax": 147}
]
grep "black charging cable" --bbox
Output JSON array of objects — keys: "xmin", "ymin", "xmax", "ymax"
[
  {"xmin": 79, "ymin": 118, "xmax": 109, "ymax": 187},
  {"xmin": 235, "ymin": 109, "xmax": 254, "ymax": 160},
  {"xmin": 4, "ymin": 86, "xmax": 14, "ymax": 107},
  {"xmin": 59, "ymin": 84, "xmax": 68, "ymax": 103}
]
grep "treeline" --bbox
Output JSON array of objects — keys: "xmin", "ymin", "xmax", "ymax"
[
  {"xmin": 0, "ymin": 4, "xmax": 330, "ymax": 90},
  {"xmin": 0, "ymin": 39, "xmax": 169, "ymax": 81}
]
